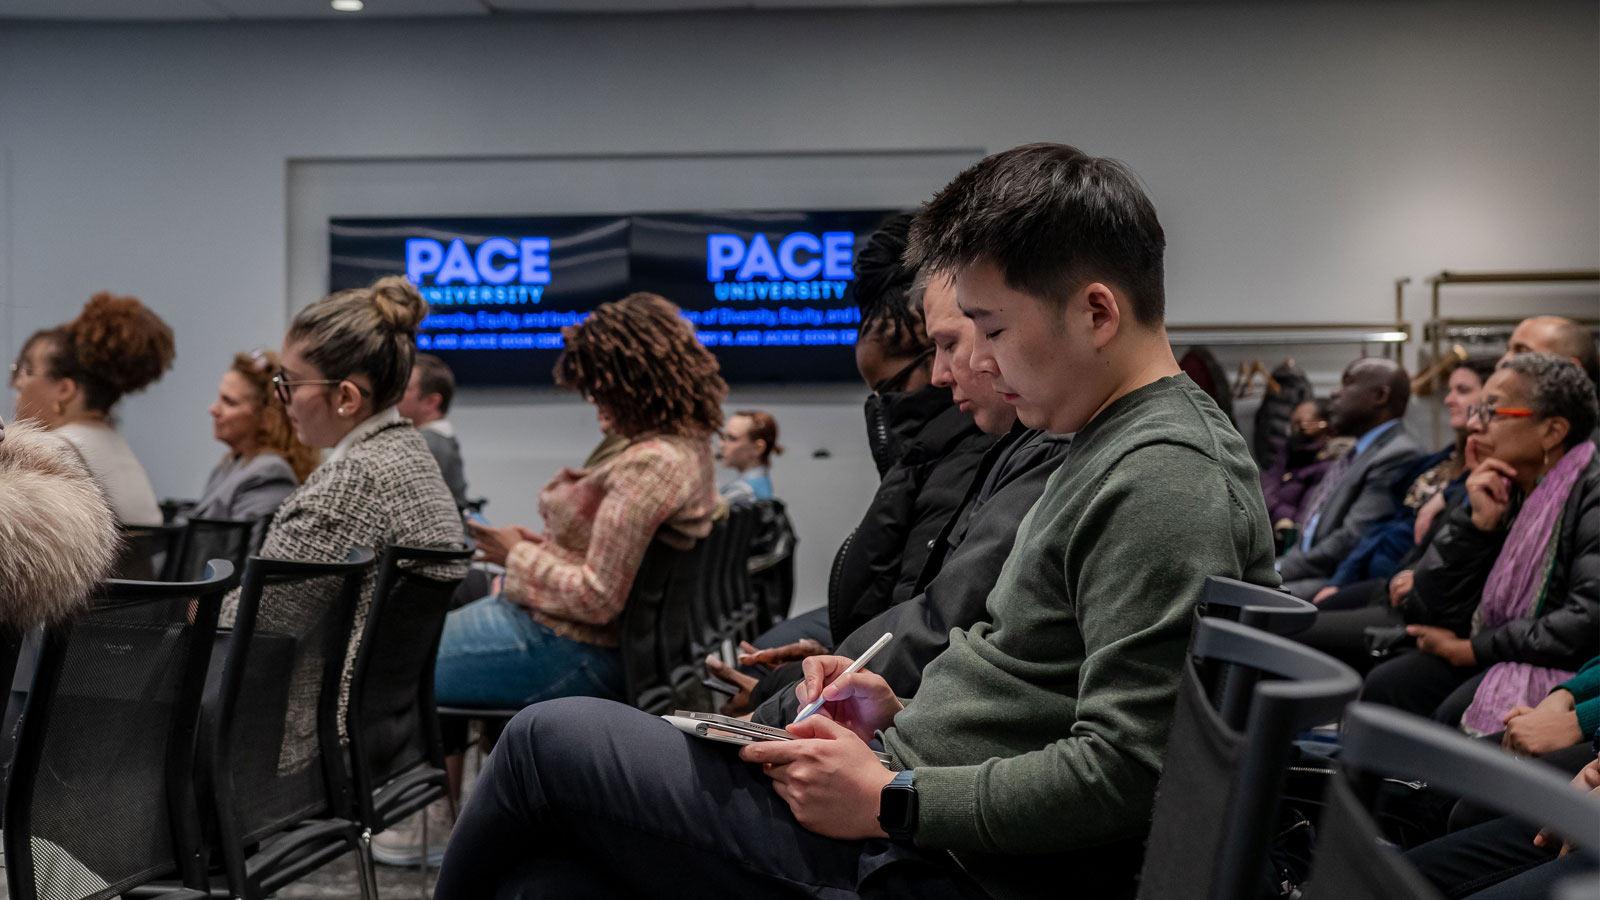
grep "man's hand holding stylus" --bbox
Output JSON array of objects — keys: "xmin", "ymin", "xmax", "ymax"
[{"xmin": 792, "ymin": 654, "xmax": 904, "ymax": 742}]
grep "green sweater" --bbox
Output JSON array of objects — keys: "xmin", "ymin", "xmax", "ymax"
[
  {"xmin": 882, "ymin": 375, "xmax": 1279, "ymax": 900},
  {"xmin": 1556, "ymin": 656, "xmax": 1600, "ymax": 740}
]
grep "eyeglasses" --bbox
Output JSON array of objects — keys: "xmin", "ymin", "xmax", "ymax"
[
  {"xmin": 1467, "ymin": 404, "xmax": 1535, "ymax": 427},
  {"xmin": 271, "ymin": 372, "xmax": 369, "ymax": 406},
  {"xmin": 8, "ymin": 361, "xmax": 37, "ymax": 383}
]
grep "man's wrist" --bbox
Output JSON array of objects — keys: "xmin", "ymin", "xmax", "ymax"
[{"xmin": 878, "ymin": 769, "xmax": 918, "ymax": 841}]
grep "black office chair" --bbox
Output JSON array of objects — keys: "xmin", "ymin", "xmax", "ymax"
[
  {"xmin": 1137, "ymin": 616, "xmax": 1362, "ymax": 900},
  {"xmin": 616, "ymin": 539, "xmax": 689, "ymax": 715},
  {"xmin": 197, "ymin": 548, "xmax": 378, "ymax": 900},
  {"xmin": 1196, "ymin": 575, "xmax": 1319, "ymax": 728},
  {"xmin": 1300, "ymin": 702, "xmax": 1600, "ymax": 899},
  {"xmin": 747, "ymin": 499, "xmax": 798, "ymax": 631},
  {"xmin": 164, "ymin": 516, "xmax": 258, "ymax": 582},
  {"xmin": 2, "ymin": 561, "xmax": 237, "ymax": 900},
  {"xmin": 346, "ymin": 543, "xmax": 471, "ymax": 879},
  {"xmin": 114, "ymin": 523, "xmax": 184, "ymax": 581}
]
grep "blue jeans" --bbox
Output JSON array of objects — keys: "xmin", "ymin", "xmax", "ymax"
[{"xmin": 434, "ymin": 594, "xmax": 623, "ymax": 708}]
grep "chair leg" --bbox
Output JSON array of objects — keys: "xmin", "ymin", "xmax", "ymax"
[
  {"xmin": 355, "ymin": 827, "xmax": 380, "ymax": 900},
  {"xmin": 418, "ymin": 803, "xmax": 431, "ymax": 899}
]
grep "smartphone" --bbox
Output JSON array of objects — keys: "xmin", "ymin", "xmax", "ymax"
[{"xmin": 463, "ymin": 510, "xmax": 490, "ymax": 528}]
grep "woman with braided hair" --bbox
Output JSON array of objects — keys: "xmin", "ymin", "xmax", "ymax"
[{"xmin": 439, "ymin": 292, "xmax": 722, "ymax": 711}]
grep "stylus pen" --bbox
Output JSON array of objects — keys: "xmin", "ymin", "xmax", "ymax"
[{"xmin": 793, "ymin": 632, "xmax": 893, "ymax": 725}]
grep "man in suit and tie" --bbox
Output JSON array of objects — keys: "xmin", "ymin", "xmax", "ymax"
[{"xmin": 1278, "ymin": 357, "xmax": 1424, "ymax": 599}]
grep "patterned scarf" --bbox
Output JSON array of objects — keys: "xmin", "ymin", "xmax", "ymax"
[{"xmin": 1460, "ymin": 440, "xmax": 1596, "ymax": 736}]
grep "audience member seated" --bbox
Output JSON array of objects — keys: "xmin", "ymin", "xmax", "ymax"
[
  {"xmin": 389, "ymin": 293, "xmax": 721, "ymax": 865},
  {"xmin": 1294, "ymin": 357, "xmax": 1496, "ymax": 666},
  {"xmin": 190, "ymin": 349, "xmax": 319, "ymax": 521},
  {"xmin": 0, "ymin": 416, "xmax": 117, "ymax": 626},
  {"xmin": 1361, "ymin": 353, "xmax": 1598, "ymax": 728},
  {"xmin": 1501, "ymin": 655, "xmax": 1600, "ymax": 759},
  {"xmin": 709, "ymin": 269, "xmax": 1071, "ymax": 717},
  {"xmin": 433, "ymin": 142, "xmax": 1280, "ymax": 900},
  {"xmin": 1507, "ymin": 315, "xmax": 1600, "ymax": 390},
  {"xmin": 717, "ymin": 408, "xmax": 781, "ymax": 503},
  {"xmin": 1405, "ymin": 748, "xmax": 1599, "ymax": 898},
  {"xmin": 1260, "ymin": 397, "xmax": 1347, "ymax": 549},
  {"xmin": 8, "ymin": 292, "xmax": 174, "ymax": 525},
  {"xmin": 439, "ymin": 292, "xmax": 721, "ymax": 711},
  {"xmin": 397, "ymin": 352, "xmax": 470, "ymax": 508},
  {"xmin": 1276, "ymin": 357, "xmax": 1423, "ymax": 599},
  {"xmin": 220, "ymin": 274, "xmax": 468, "ymax": 719},
  {"xmin": 748, "ymin": 213, "xmax": 997, "ymax": 655}
]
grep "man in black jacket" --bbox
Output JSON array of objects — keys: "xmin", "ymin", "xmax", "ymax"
[
  {"xmin": 726, "ymin": 269, "xmax": 1071, "ymax": 719},
  {"xmin": 739, "ymin": 214, "xmax": 997, "ymax": 657}
]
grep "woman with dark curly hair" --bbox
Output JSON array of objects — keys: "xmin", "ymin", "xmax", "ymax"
[
  {"xmin": 379, "ymin": 294, "xmax": 723, "ymax": 865},
  {"xmin": 437, "ymin": 293, "xmax": 723, "ymax": 708},
  {"xmin": 9, "ymin": 293, "xmax": 174, "ymax": 524}
]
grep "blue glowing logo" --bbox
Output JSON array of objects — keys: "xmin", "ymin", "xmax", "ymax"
[
  {"xmin": 406, "ymin": 237, "xmax": 551, "ymax": 286},
  {"xmin": 406, "ymin": 237, "xmax": 551, "ymax": 306},
  {"xmin": 706, "ymin": 232, "xmax": 855, "ymax": 282}
]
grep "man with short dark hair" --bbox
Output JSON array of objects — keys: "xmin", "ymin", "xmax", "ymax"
[
  {"xmin": 434, "ymin": 143, "xmax": 1277, "ymax": 900},
  {"xmin": 397, "ymin": 352, "xmax": 469, "ymax": 508},
  {"xmin": 1276, "ymin": 357, "xmax": 1423, "ymax": 599}
]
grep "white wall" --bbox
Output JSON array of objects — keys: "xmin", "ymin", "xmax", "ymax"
[{"xmin": 1, "ymin": 0, "xmax": 1596, "ymax": 609}]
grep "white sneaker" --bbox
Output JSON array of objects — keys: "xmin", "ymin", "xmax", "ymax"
[{"xmin": 370, "ymin": 798, "xmax": 454, "ymax": 868}]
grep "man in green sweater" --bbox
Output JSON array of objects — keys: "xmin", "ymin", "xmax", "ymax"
[{"xmin": 434, "ymin": 143, "xmax": 1279, "ymax": 900}]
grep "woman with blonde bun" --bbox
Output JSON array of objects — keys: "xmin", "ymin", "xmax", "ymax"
[
  {"xmin": 9, "ymin": 292, "xmax": 174, "ymax": 525},
  {"xmin": 222, "ymin": 276, "xmax": 468, "ymax": 742}
]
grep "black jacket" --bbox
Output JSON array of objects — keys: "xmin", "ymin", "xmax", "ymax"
[
  {"xmin": 1410, "ymin": 447, "xmax": 1600, "ymax": 669},
  {"xmin": 755, "ymin": 426, "xmax": 1072, "ymax": 724},
  {"xmin": 826, "ymin": 385, "xmax": 997, "ymax": 644}
]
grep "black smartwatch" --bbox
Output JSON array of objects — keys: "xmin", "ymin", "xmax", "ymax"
[{"xmin": 878, "ymin": 769, "xmax": 918, "ymax": 841}]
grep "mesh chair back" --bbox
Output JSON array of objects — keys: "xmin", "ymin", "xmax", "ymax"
[
  {"xmin": 663, "ymin": 535, "xmax": 718, "ymax": 711},
  {"xmin": 1301, "ymin": 701, "xmax": 1600, "ymax": 899},
  {"xmin": 617, "ymin": 539, "xmax": 686, "ymax": 713},
  {"xmin": 689, "ymin": 516, "xmax": 730, "ymax": 652},
  {"xmin": 1137, "ymin": 617, "xmax": 1361, "ymax": 900},
  {"xmin": 166, "ymin": 517, "xmax": 257, "ymax": 583},
  {"xmin": 2, "ymin": 562, "xmax": 237, "ymax": 900},
  {"xmin": 748, "ymin": 499, "xmax": 797, "ymax": 629},
  {"xmin": 347, "ymin": 543, "xmax": 471, "ymax": 830},
  {"xmin": 114, "ymin": 523, "xmax": 183, "ymax": 581},
  {"xmin": 203, "ymin": 549, "xmax": 374, "ymax": 854}
]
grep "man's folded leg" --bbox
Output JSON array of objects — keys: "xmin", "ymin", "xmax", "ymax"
[{"xmin": 436, "ymin": 696, "xmax": 971, "ymax": 900}]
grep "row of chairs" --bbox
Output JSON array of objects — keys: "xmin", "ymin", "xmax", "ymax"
[
  {"xmin": 118, "ymin": 517, "xmax": 263, "ymax": 583},
  {"xmin": 2, "ymin": 542, "xmax": 471, "ymax": 900},
  {"xmin": 1145, "ymin": 576, "xmax": 1600, "ymax": 899},
  {"xmin": 615, "ymin": 499, "xmax": 795, "ymax": 715}
]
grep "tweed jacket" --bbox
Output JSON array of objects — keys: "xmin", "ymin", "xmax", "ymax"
[
  {"xmin": 503, "ymin": 432, "xmax": 717, "ymax": 648},
  {"xmin": 220, "ymin": 414, "xmax": 467, "ymax": 765}
]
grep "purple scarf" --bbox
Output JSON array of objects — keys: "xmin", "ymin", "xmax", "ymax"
[{"xmin": 1460, "ymin": 440, "xmax": 1595, "ymax": 736}]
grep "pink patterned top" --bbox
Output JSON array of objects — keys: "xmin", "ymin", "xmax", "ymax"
[{"xmin": 503, "ymin": 432, "xmax": 717, "ymax": 647}]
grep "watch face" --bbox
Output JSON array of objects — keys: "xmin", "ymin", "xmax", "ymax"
[{"xmin": 879, "ymin": 782, "xmax": 916, "ymax": 835}]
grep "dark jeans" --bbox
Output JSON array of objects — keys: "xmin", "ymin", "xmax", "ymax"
[
  {"xmin": 435, "ymin": 697, "xmax": 986, "ymax": 900},
  {"xmin": 1296, "ymin": 578, "xmax": 1399, "ymax": 671},
  {"xmin": 1406, "ymin": 813, "xmax": 1597, "ymax": 899},
  {"xmin": 1361, "ymin": 650, "xmax": 1487, "ymax": 726}
]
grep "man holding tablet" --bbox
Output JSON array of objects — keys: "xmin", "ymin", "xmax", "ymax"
[{"xmin": 434, "ymin": 143, "xmax": 1278, "ymax": 900}]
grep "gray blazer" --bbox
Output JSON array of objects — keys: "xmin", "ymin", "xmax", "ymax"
[
  {"xmin": 1277, "ymin": 421, "xmax": 1424, "ymax": 583},
  {"xmin": 420, "ymin": 426, "xmax": 469, "ymax": 508},
  {"xmin": 190, "ymin": 452, "xmax": 297, "ymax": 522}
]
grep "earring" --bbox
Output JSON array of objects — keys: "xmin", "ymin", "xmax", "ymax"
[
  {"xmin": 338, "ymin": 407, "xmax": 351, "ymax": 417},
  {"xmin": 53, "ymin": 400, "xmax": 65, "ymax": 416},
  {"xmin": 1544, "ymin": 447, "xmax": 1551, "ymax": 469}
]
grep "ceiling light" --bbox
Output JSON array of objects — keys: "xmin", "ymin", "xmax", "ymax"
[{"xmin": 331, "ymin": 0, "xmax": 364, "ymax": 11}]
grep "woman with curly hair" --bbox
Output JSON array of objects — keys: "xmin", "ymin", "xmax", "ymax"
[
  {"xmin": 9, "ymin": 292, "xmax": 174, "ymax": 525},
  {"xmin": 189, "ymin": 349, "xmax": 321, "ymax": 522},
  {"xmin": 377, "ymin": 294, "xmax": 723, "ymax": 866},
  {"xmin": 438, "ymin": 292, "xmax": 724, "ymax": 709}
]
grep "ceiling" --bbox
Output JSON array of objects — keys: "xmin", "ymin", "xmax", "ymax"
[{"xmin": 0, "ymin": 0, "xmax": 1186, "ymax": 23}]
